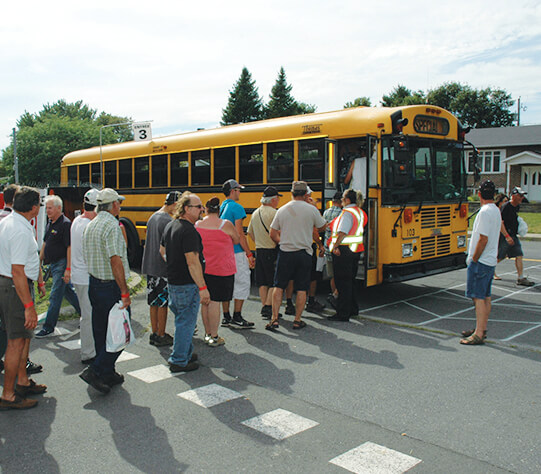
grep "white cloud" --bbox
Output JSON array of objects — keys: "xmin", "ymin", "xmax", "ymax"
[{"xmin": 1, "ymin": 0, "xmax": 541, "ymax": 150}]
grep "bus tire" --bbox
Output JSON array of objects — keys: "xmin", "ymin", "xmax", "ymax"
[{"xmin": 120, "ymin": 218, "xmax": 142, "ymax": 270}]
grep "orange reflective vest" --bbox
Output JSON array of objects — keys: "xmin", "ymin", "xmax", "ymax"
[{"xmin": 328, "ymin": 206, "xmax": 366, "ymax": 253}]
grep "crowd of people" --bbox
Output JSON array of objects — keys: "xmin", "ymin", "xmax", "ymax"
[{"xmin": 0, "ymin": 177, "xmax": 534, "ymax": 408}]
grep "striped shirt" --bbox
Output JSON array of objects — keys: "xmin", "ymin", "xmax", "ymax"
[{"xmin": 83, "ymin": 211, "xmax": 129, "ymax": 280}]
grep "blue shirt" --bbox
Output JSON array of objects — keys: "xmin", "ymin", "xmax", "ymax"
[{"xmin": 220, "ymin": 199, "xmax": 246, "ymax": 254}]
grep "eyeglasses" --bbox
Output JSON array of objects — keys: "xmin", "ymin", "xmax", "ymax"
[{"xmin": 187, "ymin": 204, "xmax": 204, "ymax": 209}]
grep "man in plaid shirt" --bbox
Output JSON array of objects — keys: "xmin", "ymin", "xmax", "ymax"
[
  {"xmin": 323, "ymin": 192, "xmax": 343, "ymax": 308},
  {"xmin": 80, "ymin": 189, "xmax": 130, "ymax": 395}
]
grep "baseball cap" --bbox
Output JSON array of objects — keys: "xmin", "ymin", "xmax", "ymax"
[
  {"xmin": 97, "ymin": 188, "xmax": 125, "ymax": 204},
  {"xmin": 479, "ymin": 180, "xmax": 496, "ymax": 193},
  {"xmin": 222, "ymin": 179, "xmax": 244, "ymax": 195},
  {"xmin": 165, "ymin": 191, "xmax": 182, "ymax": 205},
  {"xmin": 263, "ymin": 186, "xmax": 283, "ymax": 197},
  {"xmin": 291, "ymin": 181, "xmax": 308, "ymax": 193},
  {"xmin": 84, "ymin": 188, "xmax": 99, "ymax": 207},
  {"xmin": 511, "ymin": 186, "xmax": 529, "ymax": 202},
  {"xmin": 332, "ymin": 191, "xmax": 342, "ymax": 201}
]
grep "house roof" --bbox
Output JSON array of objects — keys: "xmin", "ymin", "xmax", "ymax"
[{"xmin": 465, "ymin": 124, "xmax": 541, "ymax": 148}]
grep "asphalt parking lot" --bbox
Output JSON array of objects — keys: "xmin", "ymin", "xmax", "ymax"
[{"xmin": 354, "ymin": 240, "xmax": 541, "ymax": 349}]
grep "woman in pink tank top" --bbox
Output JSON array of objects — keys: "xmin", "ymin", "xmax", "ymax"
[{"xmin": 196, "ymin": 197, "xmax": 240, "ymax": 346}]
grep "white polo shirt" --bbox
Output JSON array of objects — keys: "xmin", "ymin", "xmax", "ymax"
[
  {"xmin": 0, "ymin": 211, "xmax": 40, "ymax": 280},
  {"xmin": 70, "ymin": 214, "xmax": 92, "ymax": 285}
]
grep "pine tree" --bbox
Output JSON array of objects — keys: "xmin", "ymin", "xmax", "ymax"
[
  {"xmin": 264, "ymin": 67, "xmax": 300, "ymax": 119},
  {"xmin": 221, "ymin": 68, "xmax": 263, "ymax": 125}
]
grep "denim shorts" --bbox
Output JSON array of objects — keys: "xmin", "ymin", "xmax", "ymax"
[{"xmin": 466, "ymin": 261, "xmax": 495, "ymax": 299}]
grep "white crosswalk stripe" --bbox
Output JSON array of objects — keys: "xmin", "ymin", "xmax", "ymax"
[
  {"xmin": 127, "ymin": 364, "xmax": 184, "ymax": 383},
  {"xmin": 241, "ymin": 408, "xmax": 319, "ymax": 440},
  {"xmin": 329, "ymin": 442, "xmax": 422, "ymax": 474},
  {"xmin": 177, "ymin": 383, "xmax": 243, "ymax": 408}
]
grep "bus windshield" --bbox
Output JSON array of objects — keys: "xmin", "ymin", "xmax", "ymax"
[{"xmin": 382, "ymin": 137, "xmax": 466, "ymax": 205}]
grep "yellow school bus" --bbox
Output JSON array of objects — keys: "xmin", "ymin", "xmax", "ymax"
[{"xmin": 60, "ymin": 105, "xmax": 469, "ymax": 286}]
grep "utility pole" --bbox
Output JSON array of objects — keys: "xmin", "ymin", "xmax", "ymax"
[
  {"xmin": 13, "ymin": 128, "xmax": 18, "ymax": 183},
  {"xmin": 517, "ymin": 97, "xmax": 527, "ymax": 126}
]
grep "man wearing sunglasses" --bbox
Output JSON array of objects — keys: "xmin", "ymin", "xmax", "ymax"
[{"xmin": 160, "ymin": 192, "xmax": 210, "ymax": 372}]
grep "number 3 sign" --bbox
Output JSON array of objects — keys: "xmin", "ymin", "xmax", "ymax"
[{"xmin": 133, "ymin": 122, "xmax": 152, "ymax": 141}]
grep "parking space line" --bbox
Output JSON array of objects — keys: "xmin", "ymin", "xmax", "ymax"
[
  {"xmin": 493, "ymin": 302, "xmax": 541, "ymax": 311},
  {"xmin": 418, "ymin": 283, "xmax": 540, "ymax": 326},
  {"xmin": 360, "ymin": 282, "xmax": 465, "ymax": 313},
  {"xmin": 443, "ymin": 316, "xmax": 538, "ymax": 324},
  {"xmin": 404, "ymin": 301, "xmax": 441, "ymax": 318},
  {"xmin": 501, "ymin": 324, "xmax": 541, "ymax": 342}
]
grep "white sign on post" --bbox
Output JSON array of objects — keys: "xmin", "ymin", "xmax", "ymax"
[{"xmin": 133, "ymin": 122, "xmax": 152, "ymax": 141}]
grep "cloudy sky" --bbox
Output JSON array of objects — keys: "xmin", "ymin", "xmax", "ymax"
[{"xmin": 1, "ymin": 0, "xmax": 540, "ymax": 151}]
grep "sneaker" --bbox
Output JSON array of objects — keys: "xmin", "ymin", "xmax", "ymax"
[
  {"xmin": 79, "ymin": 367, "xmax": 111, "ymax": 394},
  {"xmin": 517, "ymin": 277, "xmax": 535, "ymax": 287},
  {"xmin": 207, "ymin": 336, "xmax": 225, "ymax": 346},
  {"xmin": 169, "ymin": 361, "xmax": 199, "ymax": 373},
  {"xmin": 26, "ymin": 360, "xmax": 43, "ymax": 375},
  {"xmin": 102, "ymin": 371, "xmax": 125, "ymax": 387},
  {"xmin": 306, "ymin": 300, "xmax": 326, "ymax": 313},
  {"xmin": 163, "ymin": 333, "xmax": 174, "ymax": 344},
  {"xmin": 35, "ymin": 327, "xmax": 54, "ymax": 338},
  {"xmin": 221, "ymin": 315, "xmax": 232, "ymax": 327},
  {"xmin": 204, "ymin": 333, "xmax": 212, "ymax": 343},
  {"xmin": 149, "ymin": 333, "xmax": 157, "ymax": 345},
  {"xmin": 285, "ymin": 302, "xmax": 296, "ymax": 315},
  {"xmin": 152, "ymin": 335, "xmax": 172, "ymax": 347},
  {"xmin": 230, "ymin": 316, "xmax": 255, "ymax": 329},
  {"xmin": 0, "ymin": 394, "xmax": 38, "ymax": 410},
  {"xmin": 260, "ymin": 305, "xmax": 272, "ymax": 319},
  {"xmin": 193, "ymin": 327, "xmax": 199, "ymax": 336}
]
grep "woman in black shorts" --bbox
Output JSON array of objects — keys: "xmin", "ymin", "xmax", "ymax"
[{"xmin": 195, "ymin": 198, "xmax": 240, "ymax": 346}]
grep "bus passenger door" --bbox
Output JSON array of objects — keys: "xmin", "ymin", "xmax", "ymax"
[{"xmin": 365, "ymin": 135, "xmax": 379, "ymax": 286}]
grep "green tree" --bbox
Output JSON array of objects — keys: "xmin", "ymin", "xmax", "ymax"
[
  {"xmin": 344, "ymin": 97, "xmax": 372, "ymax": 108},
  {"xmin": 221, "ymin": 67, "xmax": 263, "ymax": 125},
  {"xmin": 264, "ymin": 67, "xmax": 299, "ymax": 119},
  {"xmin": 381, "ymin": 85, "xmax": 426, "ymax": 107},
  {"xmin": 296, "ymin": 102, "xmax": 317, "ymax": 114},
  {"xmin": 427, "ymin": 82, "xmax": 515, "ymax": 128},
  {"xmin": 1, "ymin": 100, "xmax": 132, "ymax": 186}
]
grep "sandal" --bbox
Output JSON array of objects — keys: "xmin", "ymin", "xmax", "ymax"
[
  {"xmin": 461, "ymin": 329, "xmax": 487, "ymax": 339},
  {"xmin": 292, "ymin": 320, "xmax": 307, "ymax": 330},
  {"xmin": 265, "ymin": 320, "xmax": 279, "ymax": 332},
  {"xmin": 493, "ymin": 275, "xmax": 502, "ymax": 280},
  {"xmin": 460, "ymin": 334, "xmax": 485, "ymax": 345}
]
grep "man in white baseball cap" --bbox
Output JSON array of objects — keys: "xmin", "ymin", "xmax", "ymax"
[{"xmin": 68, "ymin": 188, "xmax": 99, "ymax": 364}]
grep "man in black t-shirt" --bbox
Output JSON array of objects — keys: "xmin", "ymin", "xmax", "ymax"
[
  {"xmin": 36, "ymin": 195, "xmax": 81, "ymax": 337},
  {"xmin": 160, "ymin": 192, "xmax": 210, "ymax": 372},
  {"xmin": 497, "ymin": 187, "xmax": 534, "ymax": 286}
]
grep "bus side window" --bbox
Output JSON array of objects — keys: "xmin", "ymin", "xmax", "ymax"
[
  {"xmin": 171, "ymin": 152, "xmax": 188, "ymax": 186},
  {"xmin": 104, "ymin": 161, "xmax": 117, "ymax": 188},
  {"xmin": 268, "ymin": 141, "xmax": 293, "ymax": 182},
  {"xmin": 79, "ymin": 164, "xmax": 90, "ymax": 185},
  {"xmin": 118, "ymin": 158, "xmax": 132, "ymax": 188},
  {"xmin": 192, "ymin": 150, "xmax": 210, "ymax": 185},
  {"xmin": 214, "ymin": 147, "xmax": 235, "ymax": 185},
  {"xmin": 299, "ymin": 139, "xmax": 324, "ymax": 181},
  {"xmin": 91, "ymin": 163, "xmax": 101, "ymax": 186},
  {"xmin": 134, "ymin": 157, "xmax": 149, "ymax": 188},
  {"xmin": 68, "ymin": 166, "xmax": 77, "ymax": 185},
  {"xmin": 152, "ymin": 154, "xmax": 168, "ymax": 187},
  {"xmin": 239, "ymin": 144, "xmax": 263, "ymax": 184}
]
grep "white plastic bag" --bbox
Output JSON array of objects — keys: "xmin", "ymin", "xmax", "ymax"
[
  {"xmin": 106, "ymin": 302, "xmax": 135, "ymax": 352},
  {"xmin": 517, "ymin": 216, "xmax": 528, "ymax": 237}
]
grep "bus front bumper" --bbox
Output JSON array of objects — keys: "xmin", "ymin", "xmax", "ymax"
[{"xmin": 383, "ymin": 253, "xmax": 467, "ymax": 283}]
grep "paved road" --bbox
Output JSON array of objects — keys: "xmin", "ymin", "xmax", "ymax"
[{"xmin": 1, "ymin": 242, "xmax": 540, "ymax": 473}]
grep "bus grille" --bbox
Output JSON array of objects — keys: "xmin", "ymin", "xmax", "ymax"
[
  {"xmin": 420, "ymin": 234, "xmax": 451, "ymax": 258},
  {"xmin": 420, "ymin": 206, "xmax": 451, "ymax": 229}
]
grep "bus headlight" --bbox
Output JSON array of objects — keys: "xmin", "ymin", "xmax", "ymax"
[
  {"xmin": 402, "ymin": 243, "xmax": 413, "ymax": 258},
  {"xmin": 457, "ymin": 235, "xmax": 466, "ymax": 248}
]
